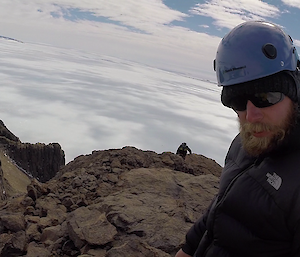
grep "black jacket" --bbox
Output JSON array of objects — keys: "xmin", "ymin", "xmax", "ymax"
[
  {"xmin": 177, "ymin": 144, "xmax": 192, "ymax": 155},
  {"xmin": 182, "ymin": 123, "xmax": 300, "ymax": 257}
]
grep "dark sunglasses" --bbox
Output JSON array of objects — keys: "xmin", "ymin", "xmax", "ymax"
[{"xmin": 229, "ymin": 92, "xmax": 285, "ymax": 111}]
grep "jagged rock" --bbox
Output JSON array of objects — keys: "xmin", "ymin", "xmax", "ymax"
[
  {"xmin": 0, "ymin": 233, "xmax": 13, "ymax": 252},
  {"xmin": 106, "ymin": 239, "xmax": 170, "ymax": 257},
  {"xmin": 103, "ymin": 168, "xmax": 218, "ymax": 253},
  {"xmin": 61, "ymin": 147, "xmax": 221, "ymax": 178},
  {"xmin": 41, "ymin": 224, "xmax": 66, "ymax": 245},
  {"xmin": 84, "ymin": 248, "xmax": 106, "ymax": 256},
  {"xmin": 26, "ymin": 222, "xmax": 41, "ymax": 242},
  {"xmin": 0, "ymin": 146, "xmax": 222, "ymax": 256},
  {"xmin": 0, "ymin": 213, "xmax": 25, "ymax": 232},
  {"xmin": 26, "ymin": 242, "xmax": 51, "ymax": 257},
  {"xmin": 27, "ymin": 178, "xmax": 49, "ymax": 201},
  {"xmin": 7, "ymin": 142, "xmax": 65, "ymax": 182},
  {"xmin": 0, "ymin": 165, "xmax": 6, "ymax": 201},
  {"xmin": 0, "ymin": 120, "xmax": 65, "ymax": 183},
  {"xmin": 0, "ymin": 231, "xmax": 26, "ymax": 256},
  {"xmin": 0, "ymin": 120, "xmax": 19, "ymax": 142},
  {"xmin": 67, "ymin": 207, "xmax": 118, "ymax": 249}
]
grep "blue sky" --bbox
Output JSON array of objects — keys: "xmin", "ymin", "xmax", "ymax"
[{"xmin": 1, "ymin": 0, "xmax": 299, "ymax": 81}]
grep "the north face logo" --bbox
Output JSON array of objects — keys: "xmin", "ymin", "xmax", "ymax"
[{"xmin": 266, "ymin": 172, "xmax": 282, "ymax": 190}]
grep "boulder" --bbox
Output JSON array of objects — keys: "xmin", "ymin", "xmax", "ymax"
[
  {"xmin": 26, "ymin": 242, "xmax": 51, "ymax": 257},
  {"xmin": 0, "ymin": 231, "xmax": 26, "ymax": 256},
  {"xmin": 0, "ymin": 213, "xmax": 25, "ymax": 232},
  {"xmin": 67, "ymin": 207, "xmax": 117, "ymax": 248},
  {"xmin": 0, "ymin": 145, "xmax": 222, "ymax": 256}
]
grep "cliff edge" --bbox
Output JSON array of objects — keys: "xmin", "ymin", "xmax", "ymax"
[{"xmin": 0, "ymin": 120, "xmax": 65, "ymax": 183}]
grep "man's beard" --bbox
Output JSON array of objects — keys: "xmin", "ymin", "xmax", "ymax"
[{"xmin": 239, "ymin": 103, "xmax": 297, "ymax": 157}]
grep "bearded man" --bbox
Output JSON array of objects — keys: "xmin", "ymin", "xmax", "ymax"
[{"xmin": 175, "ymin": 21, "xmax": 300, "ymax": 257}]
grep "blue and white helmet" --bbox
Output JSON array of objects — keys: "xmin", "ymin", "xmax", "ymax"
[{"xmin": 214, "ymin": 21, "xmax": 300, "ymax": 87}]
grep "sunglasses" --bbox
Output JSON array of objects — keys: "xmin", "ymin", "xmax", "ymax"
[{"xmin": 229, "ymin": 92, "xmax": 285, "ymax": 111}]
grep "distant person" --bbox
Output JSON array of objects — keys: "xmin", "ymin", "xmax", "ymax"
[
  {"xmin": 175, "ymin": 21, "xmax": 300, "ymax": 257},
  {"xmin": 176, "ymin": 143, "xmax": 192, "ymax": 159}
]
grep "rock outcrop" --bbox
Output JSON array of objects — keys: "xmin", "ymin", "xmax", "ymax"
[
  {"xmin": 0, "ymin": 120, "xmax": 65, "ymax": 182},
  {"xmin": 0, "ymin": 163, "xmax": 5, "ymax": 201},
  {"xmin": 0, "ymin": 146, "xmax": 222, "ymax": 256}
]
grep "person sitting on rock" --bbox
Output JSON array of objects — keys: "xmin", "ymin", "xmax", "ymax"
[{"xmin": 176, "ymin": 143, "xmax": 192, "ymax": 159}]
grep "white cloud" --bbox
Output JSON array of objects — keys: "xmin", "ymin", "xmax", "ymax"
[
  {"xmin": 0, "ymin": 0, "xmax": 221, "ymax": 81},
  {"xmin": 191, "ymin": 0, "xmax": 279, "ymax": 29},
  {"xmin": 281, "ymin": 0, "xmax": 300, "ymax": 8},
  {"xmin": 0, "ymin": 39, "xmax": 237, "ymax": 165},
  {"xmin": 0, "ymin": 0, "xmax": 299, "ymax": 167},
  {"xmin": 52, "ymin": 0, "xmax": 187, "ymax": 27},
  {"xmin": 0, "ymin": 0, "xmax": 189, "ymax": 47},
  {"xmin": 294, "ymin": 39, "xmax": 300, "ymax": 48}
]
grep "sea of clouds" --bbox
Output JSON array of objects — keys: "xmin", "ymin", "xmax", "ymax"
[{"xmin": 0, "ymin": 38, "xmax": 238, "ymax": 166}]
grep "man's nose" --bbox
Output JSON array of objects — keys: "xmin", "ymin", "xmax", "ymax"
[{"xmin": 246, "ymin": 100, "xmax": 263, "ymax": 123}]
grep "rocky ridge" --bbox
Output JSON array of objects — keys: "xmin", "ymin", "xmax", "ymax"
[
  {"xmin": 0, "ymin": 123, "xmax": 222, "ymax": 257},
  {"xmin": 0, "ymin": 120, "xmax": 65, "ymax": 183}
]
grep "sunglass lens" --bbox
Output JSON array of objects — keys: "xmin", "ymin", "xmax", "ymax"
[
  {"xmin": 251, "ymin": 92, "xmax": 284, "ymax": 108},
  {"xmin": 230, "ymin": 96, "xmax": 247, "ymax": 111},
  {"xmin": 229, "ymin": 92, "xmax": 284, "ymax": 111}
]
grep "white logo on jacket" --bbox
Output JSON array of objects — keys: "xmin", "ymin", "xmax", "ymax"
[{"xmin": 266, "ymin": 172, "xmax": 282, "ymax": 190}]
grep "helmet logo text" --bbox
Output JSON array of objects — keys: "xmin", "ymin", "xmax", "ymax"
[{"xmin": 224, "ymin": 66, "xmax": 246, "ymax": 74}]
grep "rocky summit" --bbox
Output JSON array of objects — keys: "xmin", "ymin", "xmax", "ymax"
[{"xmin": 0, "ymin": 121, "xmax": 222, "ymax": 257}]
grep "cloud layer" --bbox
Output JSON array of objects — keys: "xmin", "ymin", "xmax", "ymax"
[
  {"xmin": 1, "ymin": 0, "xmax": 299, "ymax": 83},
  {"xmin": 1, "ymin": 0, "xmax": 299, "ymax": 166},
  {"xmin": 0, "ymin": 39, "xmax": 237, "ymax": 165}
]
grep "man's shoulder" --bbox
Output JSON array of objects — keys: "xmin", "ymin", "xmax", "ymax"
[
  {"xmin": 226, "ymin": 134, "xmax": 243, "ymax": 161},
  {"xmin": 224, "ymin": 134, "xmax": 255, "ymax": 168}
]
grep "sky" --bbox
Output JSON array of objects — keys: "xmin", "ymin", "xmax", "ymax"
[
  {"xmin": 1, "ymin": 0, "xmax": 299, "ymax": 81},
  {"xmin": 0, "ymin": 0, "xmax": 300, "ymax": 166}
]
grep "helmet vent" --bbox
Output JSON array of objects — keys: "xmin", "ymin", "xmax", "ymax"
[{"xmin": 262, "ymin": 43, "xmax": 277, "ymax": 59}]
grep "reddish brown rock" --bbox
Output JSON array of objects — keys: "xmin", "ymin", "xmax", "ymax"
[{"xmin": 0, "ymin": 145, "xmax": 222, "ymax": 256}]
